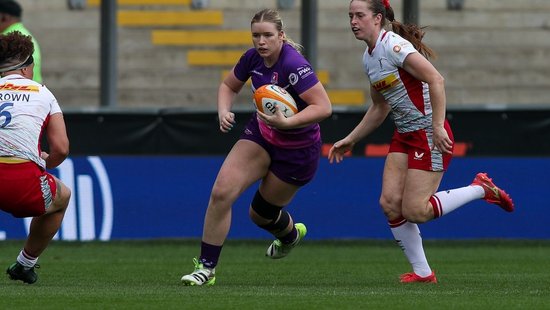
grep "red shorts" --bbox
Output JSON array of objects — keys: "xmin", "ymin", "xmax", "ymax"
[
  {"xmin": 388, "ymin": 121, "xmax": 454, "ymax": 172},
  {"xmin": 0, "ymin": 162, "xmax": 57, "ymax": 218}
]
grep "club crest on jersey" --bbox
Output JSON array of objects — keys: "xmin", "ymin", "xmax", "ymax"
[
  {"xmin": 393, "ymin": 45, "xmax": 401, "ymax": 53},
  {"xmin": 271, "ymin": 72, "xmax": 279, "ymax": 84}
]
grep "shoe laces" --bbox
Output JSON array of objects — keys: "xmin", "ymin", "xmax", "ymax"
[
  {"xmin": 191, "ymin": 257, "xmax": 213, "ymax": 275},
  {"xmin": 191, "ymin": 257, "xmax": 203, "ymax": 271}
]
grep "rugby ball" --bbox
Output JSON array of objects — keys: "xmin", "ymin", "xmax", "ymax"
[{"xmin": 253, "ymin": 84, "xmax": 298, "ymax": 118}]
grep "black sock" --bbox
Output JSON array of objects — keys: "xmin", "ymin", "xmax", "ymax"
[{"xmin": 199, "ymin": 241, "xmax": 222, "ymax": 269}]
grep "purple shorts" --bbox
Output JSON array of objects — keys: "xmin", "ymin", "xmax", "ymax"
[{"xmin": 240, "ymin": 116, "xmax": 321, "ymax": 186}]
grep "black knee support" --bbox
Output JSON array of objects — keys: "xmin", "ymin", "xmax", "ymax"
[
  {"xmin": 251, "ymin": 190, "xmax": 282, "ymax": 220},
  {"xmin": 251, "ymin": 191, "xmax": 290, "ymax": 234}
]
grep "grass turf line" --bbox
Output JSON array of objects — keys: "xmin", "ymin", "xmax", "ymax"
[{"xmin": 1, "ymin": 239, "xmax": 549, "ymax": 309}]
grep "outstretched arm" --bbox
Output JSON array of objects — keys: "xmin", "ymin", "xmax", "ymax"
[{"xmin": 328, "ymin": 86, "xmax": 390, "ymax": 163}]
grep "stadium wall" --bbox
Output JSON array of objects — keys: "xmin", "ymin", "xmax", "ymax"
[
  {"xmin": 1, "ymin": 110, "xmax": 547, "ymax": 240},
  {"xmin": 62, "ymin": 109, "xmax": 550, "ymax": 156}
]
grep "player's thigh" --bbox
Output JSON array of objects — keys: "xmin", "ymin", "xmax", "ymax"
[
  {"xmin": 402, "ymin": 169, "xmax": 443, "ymax": 210},
  {"xmin": 258, "ymin": 171, "xmax": 300, "ymax": 206},
  {"xmin": 213, "ymin": 139, "xmax": 270, "ymax": 196}
]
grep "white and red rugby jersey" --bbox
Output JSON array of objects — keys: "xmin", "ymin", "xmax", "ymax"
[
  {"xmin": 0, "ymin": 74, "xmax": 62, "ymax": 169},
  {"xmin": 362, "ymin": 30, "xmax": 433, "ymax": 133}
]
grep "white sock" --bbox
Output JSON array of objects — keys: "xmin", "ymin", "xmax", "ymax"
[
  {"xmin": 390, "ymin": 221, "xmax": 432, "ymax": 277},
  {"xmin": 17, "ymin": 250, "xmax": 38, "ymax": 268},
  {"xmin": 431, "ymin": 185, "xmax": 485, "ymax": 218}
]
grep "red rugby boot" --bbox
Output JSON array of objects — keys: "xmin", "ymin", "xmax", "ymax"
[
  {"xmin": 400, "ymin": 271, "xmax": 438, "ymax": 283},
  {"xmin": 471, "ymin": 173, "xmax": 514, "ymax": 212}
]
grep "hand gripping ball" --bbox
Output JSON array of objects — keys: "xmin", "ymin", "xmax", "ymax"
[{"xmin": 253, "ymin": 84, "xmax": 298, "ymax": 118}]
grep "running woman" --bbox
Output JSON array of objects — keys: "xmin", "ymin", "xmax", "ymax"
[
  {"xmin": 328, "ymin": 0, "xmax": 514, "ymax": 283},
  {"xmin": 180, "ymin": 8, "xmax": 332, "ymax": 286}
]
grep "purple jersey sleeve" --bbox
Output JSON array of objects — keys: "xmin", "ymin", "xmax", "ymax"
[
  {"xmin": 281, "ymin": 45, "xmax": 319, "ymax": 95},
  {"xmin": 233, "ymin": 48, "xmax": 258, "ymax": 83}
]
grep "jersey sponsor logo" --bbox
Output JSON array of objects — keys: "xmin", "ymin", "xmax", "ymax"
[
  {"xmin": 289, "ymin": 73, "xmax": 298, "ymax": 85},
  {"xmin": 23, "ymin": 156, "xmax": 114, "ymax": 241},
  {"xmin": 297, "ymin": 66, "xmax": 314, "ymax": 80},
  {"xmin": 0, "ymin": 83, "xmax": 39, "ymax": 92},
  {"xmin": 372, "ymin": 74, "xmax": 400, "ymax": 92}
]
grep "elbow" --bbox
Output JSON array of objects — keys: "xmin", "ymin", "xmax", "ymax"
[
  {"xmin": 323, "ymin": 106, "xmax": 333, "ymax": 119},
  {"xmin": 434, "ymin": 74, "xmax": 445, "ymax": 87},
  {"xmin": 57, "ymin": 139, "xmax": 70, "ymax": 159},
  {"xmin": 322, "ymin": 103, "xmax": 333, "ymax": 120},
  {"xmin": 59, "ymin": 148, "xmax": 70, "ymax": 161},
  {"xmin": 52, "ymin": 141, "xmax": 70, "ymax": 162}
]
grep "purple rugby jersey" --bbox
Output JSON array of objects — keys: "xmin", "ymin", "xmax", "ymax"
[{"xmin": 233, "ymin": 43, "xmax": 321, "ymax": 149}]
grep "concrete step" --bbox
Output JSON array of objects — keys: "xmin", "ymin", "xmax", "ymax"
[
  {"xmin": 118, "ymin": 10, "xmax": 223, "ymax": 26},
  {"xmin": 447, "ymin": 87, "xmax": 550, "ymax": 105},
  {"xmin": 433, "ymin": 47, "xmax": 550, "ymax": 70},
  {"xmin": 442, "ymin": 68, "xmax": 550, "ymax": 88},
  {"xmin": 422, "ymin": 10, "xmax": 550, "ymax": 29},
  {"xmin": 152, "ymin": 30, "xmax": 250, "ymax": 46},
  {"xmin": 425, "ymin": 29, "xmax": 550, "ymax": 48},
  {"xmin": 87, "ymin": 0, "xmax": 190, "ymax": 6}
]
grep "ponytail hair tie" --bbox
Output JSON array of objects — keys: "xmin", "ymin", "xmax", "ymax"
[{"xmin": 382, "ymin": 0, "xmax": 390, "ymax": 9}]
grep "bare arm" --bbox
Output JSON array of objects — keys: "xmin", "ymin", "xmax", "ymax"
[
  {"xmin": 43, "ymin": 113, "xmax": 69, "ymax": 169},
  {"xmin": 328, "ymin": 86, "xmax": 391, "ymax": 163},
  {"xmin": 345, "ymin": 86, "xmax": 390, "ymax": 143},
  {"xmin": 256, "ymin": 82, "xmax": 332, "ymax": 129},
  {"xmin": 217, "ymin": 69, "xmax": 245, "ymax": 133},
  {"xmin": 402, "ymin": 52, "xmax": 452, "ymax": 154}
]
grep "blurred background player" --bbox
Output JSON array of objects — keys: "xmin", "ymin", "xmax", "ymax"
[
  {"xmin": 0, "ymin": 0, "xmax": 42, "ymax": 83},
  {"xmin": 181, "ymin": 8, "xmax": 332, "ymax": 286},
  {"xmin": 328, "ymin": 0, "xmax": 514, "ymax": 283},
  {"xmin": 0, "ymin": 31, "xmax": 70, "ymax": 284}
]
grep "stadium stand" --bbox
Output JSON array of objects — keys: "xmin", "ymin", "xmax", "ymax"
[{"xmin": 16, "ymin": 0, "xmax": 550, "ymax": 109}]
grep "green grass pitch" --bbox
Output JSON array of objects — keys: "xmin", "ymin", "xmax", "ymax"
[{"xmin": 1, "ymin": 239, "xmax": 549, "ymax": 309}]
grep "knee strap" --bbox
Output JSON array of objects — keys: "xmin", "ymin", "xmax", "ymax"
[
  {"xmin": 251, "ymin": 190, "xmax": 282, "ymax": 220},
  {"xmin": 251, "ymin": 190, "xmax": 290, "ymax": 233}
]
